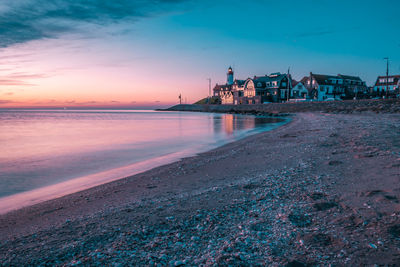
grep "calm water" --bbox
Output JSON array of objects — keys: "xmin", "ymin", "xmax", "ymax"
[{"xmin": 0, "ymin": 109, "xmax": 286, "ymax": 199}]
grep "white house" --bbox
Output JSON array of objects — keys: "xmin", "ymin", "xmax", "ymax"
[
  {"xmin": 291, "ymin": 81, "xmax": 308, "ymax": 99},
  {"xmin": 303, "ymin": 73, "xmax": 366, "ymax": 101}
]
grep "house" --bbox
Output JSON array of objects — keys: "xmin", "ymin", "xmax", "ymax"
[
  {"xmin": 232, "ymin": 79, "xmax": 246, "ymax": 105},
  {"xmin": 303, "ymin": 72, "xmax": 366, "ymax": 101},
  {"xmin": 239, "ymin": 73, "xmax": 292, "ymax": 104},
  {"xmin": 291, "ymin": 78, "xmax": 308, "ymax": 99},
  {"xmin": 303, "ymin": 73, "xmax": 343, "ymax": 101},
  {"xmin": 338, "ymin": 74, "xmax": 368, "ymax": 99},
  {"xmin": 213, "ymin": 67, "xmax": 291, "ymax": 104},
  {"xmin": 373, "ymin": 75, "xmax": 400, "ymax": 96}
]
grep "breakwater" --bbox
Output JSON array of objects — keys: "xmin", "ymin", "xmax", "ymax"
[{"xmin": 164, "ymin": 99, "xmax": 400, "ymax": 114}]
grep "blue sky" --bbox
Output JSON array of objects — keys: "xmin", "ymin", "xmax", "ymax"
[
  {"xmin": 0, "ymin": 0, "xmax": 399, "ymax": 107},
  {"xmin": 145, "ymin": 0, "xmax": 399, "ymax": 83}
]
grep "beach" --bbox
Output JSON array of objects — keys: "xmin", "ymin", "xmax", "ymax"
[{"xmin": 1, "ymin": 111, "xmax": 400, "ymax": 265}]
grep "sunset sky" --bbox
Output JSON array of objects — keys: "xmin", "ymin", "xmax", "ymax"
[{"xmin": 0, "ymin": 0, "xmax": 399, "ymax": 108}]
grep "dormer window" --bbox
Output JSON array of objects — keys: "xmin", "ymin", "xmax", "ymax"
[{"xmin": 257, "ymin": 82, "xmax": 262, "ymax": 87}]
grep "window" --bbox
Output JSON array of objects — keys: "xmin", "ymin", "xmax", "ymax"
[{"xmin": 282, "ymin": 82, "xmax": 287, "ymax": 87}]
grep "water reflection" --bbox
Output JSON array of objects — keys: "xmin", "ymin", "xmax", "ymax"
[
  {"xmin": 0, "ymin": 110, "xmax": 287, "ymax": 199},
  {"xmin": 213, "ymin": 114, "xmax": 284, "ymax": 135}
]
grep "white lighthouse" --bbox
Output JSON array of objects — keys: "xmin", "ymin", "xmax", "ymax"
[{"xmin": 227, "ymin": 66, "xmax": 234, "ymax": 85}]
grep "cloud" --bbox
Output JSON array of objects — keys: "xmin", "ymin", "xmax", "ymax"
[
  {"xmin": 0, "ymin": 0, "xmax": 191, "ymax": 47},
  {"xmin": 0, "ymin": 53, "xmax": 35, "ymax": 60},
  {"xmin": 0, "ymin": 99, "xmax": 14, "ymax": 104},
  {"xmin": 4, "ymin": 92, "xmax": 14, "ymax": 95},
  {"xmin": 296, "ymin": 29, "xmax": 335, "ymax": 38},
  {"xmin": 0, "ymin": 72, "xmax": 47, "ymax": 86},
  {"xmin": 0, "ymin": 79, "xmax": 36, "ymax": 86},
  {"xmin": 80, "ymin": 101, "xmax": 98, "ymax": 105},
  {"xmin": 6, "ymin": 72, "xmax": 48, "ymax": 79}
]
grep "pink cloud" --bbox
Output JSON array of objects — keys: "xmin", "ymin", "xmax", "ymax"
[
  {"xmin": 0, "ymin": 79, "xmax": 36, "ymax": 86},
  {"xmin": 0, "ymin": 99, "xmax": 14, "ymax": 104}
]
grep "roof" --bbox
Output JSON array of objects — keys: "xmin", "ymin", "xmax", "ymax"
[
  {"xmin": 374, "ymin": 75, "xmax": 400, "ymax": 86},
  {"xmin": 311, "ymin": 74, "xmax": 338, "ymax": 86},
  {"xmin": 242, "ymin": 73, "xmax": 290, "ymax": 90},
  {"xmin": 234, "ymin": 79, "xmax": 245, "ymax": 86},
  {"xmin": 338, "ymin": 74, "xmax": 362, "ymax": 81},
  {"xmin": 300, "ymin": 76, "xmax": 308, "ymax": 84},
  {"xmin": 254, "ymin": 73, "xmax": 288, "ymax": 83},
  {"xmin": 213, "ymin": 84, "xmax": 232, "ymax": 91}
]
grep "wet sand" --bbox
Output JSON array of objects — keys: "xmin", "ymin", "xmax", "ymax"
[{"xmin": 1, "ymin": 112, "xmax": 400, "ymax": 265}]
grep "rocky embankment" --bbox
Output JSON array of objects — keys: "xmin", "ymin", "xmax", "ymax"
[{"xmin": 164, "ymin": 99, "xmax": 400, "ymax": 114}]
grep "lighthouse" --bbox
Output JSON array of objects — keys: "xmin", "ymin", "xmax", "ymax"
[{"xmin": 227, "ymin": 66, "xmax": 234, "ymax": 85}]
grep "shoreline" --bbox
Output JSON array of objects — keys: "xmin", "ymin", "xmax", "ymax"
[
  {"xmin": 1, "ymin": 112, "xmax": 400, "ymax": 265},
  {"xmin": 0, "ymin": 113, "xmax": 288, "ymax": 215}
]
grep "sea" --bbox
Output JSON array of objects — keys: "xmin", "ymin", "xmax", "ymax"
[{"xmin": 0, "ymin": 109, "xmax": 287, "ymax": 212}]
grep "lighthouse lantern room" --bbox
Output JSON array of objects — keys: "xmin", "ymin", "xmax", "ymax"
[{"xmin": 227, "ymin": 66, "xmax": 234, "ymax": 85}]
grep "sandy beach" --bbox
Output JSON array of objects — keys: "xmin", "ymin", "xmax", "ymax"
[{"xmin": 1, "ymin": 111, "xmax": 400, "ymax": 265}]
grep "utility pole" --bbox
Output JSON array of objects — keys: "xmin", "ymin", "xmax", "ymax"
[
  {"xmin": 286, "ymin": 67, "xmax": 291, "ymax": 102},
  {"xmin": 179, "ymin": 93, "xmax": 182, "ymax": 104},
  {"xmin": 384, "ymin": 57, "xmax": 389, "ymax": 98},
  {"xmin": 207, "ymin": 78, "xmax": 211, "ymax": 104}
]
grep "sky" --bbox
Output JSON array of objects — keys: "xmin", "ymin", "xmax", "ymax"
[{"xmin": 0, "ymin": 0, "xmax": 399, "ymax": 108}]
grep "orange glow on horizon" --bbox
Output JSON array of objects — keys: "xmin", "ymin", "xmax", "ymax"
[{"xmin": 0, "ymin": 37, "xmax": 210, "ymax": 109}]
